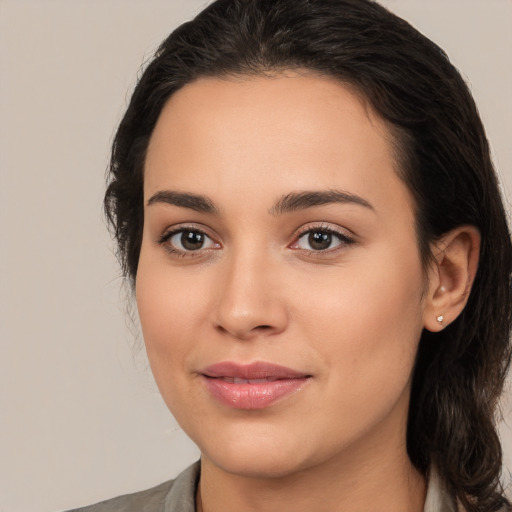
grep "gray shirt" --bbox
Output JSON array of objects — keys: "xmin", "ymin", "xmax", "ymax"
[{"xmin": 66, "ymin": 461, "xmax": 457, "ymax": 512}]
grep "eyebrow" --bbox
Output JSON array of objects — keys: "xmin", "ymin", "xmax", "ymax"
[
  {"xmin": 147, "ymin": 190, "xmax": 219, "ymax": 214},
  {"xmin": 269, "ymin": 189, "xmax": 374, "ymax": 215},
  {"xmin": 146, "ymin": 188, "xmax": 374, "ymax": 216}
]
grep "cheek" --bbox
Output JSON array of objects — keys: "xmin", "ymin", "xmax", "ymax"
[
  {"xmin": 135, "ymin": 252, "xmax": 207, "ymax": 376},
  {"xmin": 135, "ymin": 264, "xmax": 212, "ymax": 423},
  {"xmin": 288, "ymin": 255, "xmax": 424, "ymax": 445},
  {"xmin": 295, "ymin": 243, "xmax": 425, "ymax": 385}
]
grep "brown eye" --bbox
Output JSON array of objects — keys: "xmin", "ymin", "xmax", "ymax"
[
  {"xmin": 166, "ymin": 229, "xmax": 217, "ymax": 252},
  {"xmin": 181, "ymin": 231, "xmax": 206, "ymax": 250},
  {"xmin": 308, "ymin": 231, "xmax": 333, "ymax": 250},
  {"xmin": 293, "ymin": 227, "xmax": 354, "ymax": 252}
]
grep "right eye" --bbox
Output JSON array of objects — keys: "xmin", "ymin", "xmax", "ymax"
[{"xmin": 159, "ymin": 228, "xmax": 220, "ymax": 255}]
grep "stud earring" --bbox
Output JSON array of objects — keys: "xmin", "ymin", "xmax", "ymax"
[{"xmin": 436, "ymin": 315, "xmax": 444, "ymax": 325}]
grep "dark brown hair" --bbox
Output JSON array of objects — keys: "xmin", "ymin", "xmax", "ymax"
[{"xmin": 105, "ymin": 1, "xmax": 512, "ymax": 509}]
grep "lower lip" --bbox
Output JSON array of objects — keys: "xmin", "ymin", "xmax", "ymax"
[{"xmin": 202, "ymin": 377, "xmax": 310, "ymax": 410}]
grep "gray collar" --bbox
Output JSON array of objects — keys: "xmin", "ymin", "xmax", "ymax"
[
  {"xmin": 423, "ymin": 467, "xmax": 458, "ymax": 512},
  {"xmin": 164, "ymin": 461, "xmax": 200, "ymax": 512}
]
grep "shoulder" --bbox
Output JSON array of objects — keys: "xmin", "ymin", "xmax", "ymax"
[
  {"xmin": 66, "ymin": 479, "xmax": 174, "ymax": 512},
  {"xmin": 63, "ymin": 461, "xmax": 200, "ymax": 512}
]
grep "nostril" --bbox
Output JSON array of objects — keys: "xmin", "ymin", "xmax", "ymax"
[{"xmin": 214, "ymin": 323, "xmax": 275, "ymax": 339}]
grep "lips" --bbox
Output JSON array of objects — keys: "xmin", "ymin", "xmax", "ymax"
[{"xmin": 200, "ymin": 361, "xmax": 311, "ymax": 410}]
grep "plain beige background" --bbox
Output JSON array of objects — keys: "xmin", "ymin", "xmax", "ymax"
[{"xmin": 0, "ymin": 1, "xmax": 510, "ymax": 511}]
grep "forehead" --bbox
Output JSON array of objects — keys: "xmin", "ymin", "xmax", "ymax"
[{"xmin": 144, "ymin": 73, "xmax": 412, "ymax": 216}]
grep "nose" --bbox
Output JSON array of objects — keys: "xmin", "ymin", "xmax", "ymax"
[{"xmin": 212, "ymin": 251, "xmax": 288, "ymax": 341}]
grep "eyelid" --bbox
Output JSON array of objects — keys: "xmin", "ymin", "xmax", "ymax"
[
  {"xmin": 289, "ymin": 222, "xmax": 356, "ymax": 252},
  {"xmin": 155, "ymin": 221, "xmax": 356, "ymax": 258},
  {"xmin": 157, "ymin": 223, "xmax": 221, "ymax": 256}
]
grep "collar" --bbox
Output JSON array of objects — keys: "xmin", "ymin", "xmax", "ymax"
[{"xmin": 423, "ymin": 466, "xmax": 457, "ymax": 512}]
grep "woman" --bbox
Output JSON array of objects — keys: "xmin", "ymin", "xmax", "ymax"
[{"xmin": 70, "ymin": 0, "xmax": 512, "ymax": 510}]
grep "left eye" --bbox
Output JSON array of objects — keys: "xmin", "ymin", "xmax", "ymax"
[
  {"xmin": 295, "ymin": 229, "xmax": 349, "ymax": 251},
  {"xmin": 167, "ymin": 229, "xmax": 217, "ymax": 251}
]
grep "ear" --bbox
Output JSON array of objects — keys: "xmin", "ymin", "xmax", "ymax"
[{"xmin": 423, "ymin": 225, "xmax": 480, "ymax": 332}]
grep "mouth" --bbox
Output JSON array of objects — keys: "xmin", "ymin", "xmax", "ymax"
[
  {"xmin": 199, "ymin": 361, "xmax": 312, "ymax": 410},
  {"xmin": 212, "ymin": 377, "xmax": 282, "ymax": 384}
]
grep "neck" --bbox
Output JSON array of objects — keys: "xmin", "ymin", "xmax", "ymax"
[{"xmin": 197, "ymin": 435, "xmax": 426, "ymax": 512}]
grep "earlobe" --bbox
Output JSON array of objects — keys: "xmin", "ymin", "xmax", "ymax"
[{"xmin": 423, "ymin": 225, "xmax": 480, "ymax": 332}]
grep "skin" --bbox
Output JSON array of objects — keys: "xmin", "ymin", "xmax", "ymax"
[{"xmin": 136, "ymin": 73, "xmax": 479, "ymax": 512}]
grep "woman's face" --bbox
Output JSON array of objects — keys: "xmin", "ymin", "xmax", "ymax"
[{"xmin": 137, "ymin": 74, "xmax": 431, "ymax": 478}]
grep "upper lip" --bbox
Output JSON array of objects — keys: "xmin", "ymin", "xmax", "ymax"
[{"xmin": 200, "ymin": 361, "xmax": 310, "ymax": 380}]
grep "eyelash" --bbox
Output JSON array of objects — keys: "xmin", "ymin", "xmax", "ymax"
[
  {"xmin": 157, "ymin": 225, "xmax": 219, "ymax": 257},
  {"xmin": 157, "ymin": 223, "xmax": 356, "ymax": 258},
  {"xmin": 291, "ymin": 224, "xmax": 356, "ymax": 255}
]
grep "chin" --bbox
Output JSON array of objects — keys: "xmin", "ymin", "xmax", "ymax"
[
  {"xmin": 206, "ymin": 448, "xmax": 312, "ymax": 480},
  {"xmin": 190, "ymin": 420, "xmax": 326, "ymax": 479}
]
